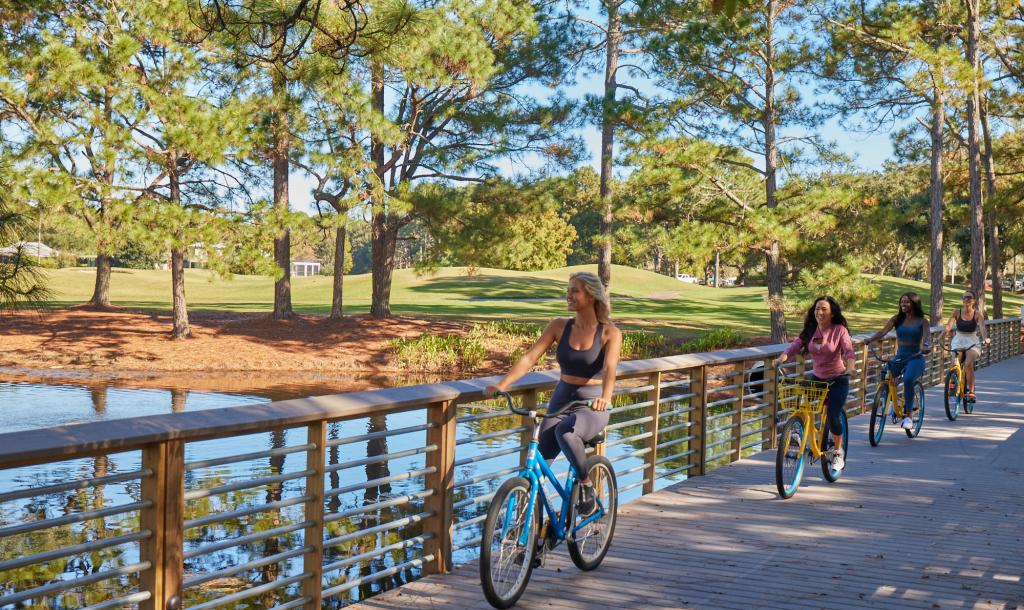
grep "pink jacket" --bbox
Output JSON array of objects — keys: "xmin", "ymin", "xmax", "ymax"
[{"xmin": 783, "ymin": 324, "xmax": 855, "ymax": 379}]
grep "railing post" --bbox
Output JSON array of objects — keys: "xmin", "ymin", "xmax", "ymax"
[
  {"xmin": 423, "ymin": 400, "xmax": 457, "ymax": 575},
  {"xmin": 764, "ymin": 359, "xmax": 778, "ymax": 450},
  {"xmin": 302, "ymin": 421, "xmax": 326, "ymax": 609},
  {"xmin": 519, "ymin": 390, "xmax": 537, "ymax": 468},
  {"xmin": 688, "ymin": 366, "xmax": 707, "ymax": 477},
  {"xmin": 730, "ymin": 363, "xmax": 745, "ymax": 463},
  {"xmin": 140, "ymin": 440, "xmax": 184, "ymax": 610},
  {"xmin": 643, "ymin": 372, "xmax": 661, "ymax": 495},
  {"xmin": 858, "ymin": 342, "xmax": 869, "ymax": 414}
]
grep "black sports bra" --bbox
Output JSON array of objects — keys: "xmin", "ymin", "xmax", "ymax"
[
  {"xmin": 956, "ymin": 309, "xmax": 978, "ymax": 333},
  {"xmin": 556, "ymin": 319, "xmax": 605, "ymax": 379}
]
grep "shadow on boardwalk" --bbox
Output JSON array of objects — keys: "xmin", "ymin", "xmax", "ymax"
[{"xmin": 351, "ymin": 357, "xmax": 1024, "ymax": 610}]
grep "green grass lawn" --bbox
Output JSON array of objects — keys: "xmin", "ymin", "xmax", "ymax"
[{"xmin": 44, "ymin": 265, "xmax": 1024, "ymax": 339}]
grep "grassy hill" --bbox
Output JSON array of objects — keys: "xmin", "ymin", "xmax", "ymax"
[{"xmin": 43, "ymin": 265, "xmax": 1023, "ymax": 339}]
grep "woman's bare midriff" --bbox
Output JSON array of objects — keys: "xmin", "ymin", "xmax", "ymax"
[{"xmin": 560, "ymin": 373, "xmax": 602, "ymax": 386}]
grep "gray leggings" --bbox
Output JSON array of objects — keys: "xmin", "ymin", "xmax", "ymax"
[{"xmin": 539, "ymin": 382, "xmax": 608, "ymax": 479}]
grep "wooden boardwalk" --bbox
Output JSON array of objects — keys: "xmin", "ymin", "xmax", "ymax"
[{"xmin": 352, "ymin": 356, "xmax": 1024, "ymax": 610}]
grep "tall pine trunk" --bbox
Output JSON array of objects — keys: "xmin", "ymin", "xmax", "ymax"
[
  {"xmin": 369, "ymin": 63, "xmax": 392, "ymax": 318},
  {"xmin": 89, "ymin": 251, "xmax": 113, "ymax": 307},
  {"xmin": 597, "ymin": 1, "xmax": 622, "ymax": 289},
  {"xmin": 763, "ymin": 0, "xmax": 786, "ymax": 343},
  {"xmin": 331, "ymin": 225, "xmax": 346, "ymax": 319},
  {"xmin": 271, "ymin": 59, "xmax": 292, "ymax": 319},
  {"xmin": 169, "ymin": 172, "xmax": 190, "ymax": 339},
  {"xmin": 171, "ymin": 247, "xmax": 189, "ymax": 338},
  {"xmin": 980, "ymin": 99, "xmax": 1001, "ymax": 318},
  {"xmin": 928, "ymin": 89, "xmax": 945, "ymax": 325},
  {"xmin": 964, "ymin": 0, "xmax": 986, "ymax": 311}
]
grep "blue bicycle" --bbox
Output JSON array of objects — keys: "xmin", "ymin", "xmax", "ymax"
[{"xmin": 479, "ymin": 392, "xmax": 618, "ymax": 608}]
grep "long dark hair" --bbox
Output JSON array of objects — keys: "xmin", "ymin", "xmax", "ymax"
[
  {"xmin": 894, "ymin": 291, "xmax": 926, "ymax": 327},
  {"xmin": 798, "ymin": 296, "xmax": 849, "ymax": 354}
]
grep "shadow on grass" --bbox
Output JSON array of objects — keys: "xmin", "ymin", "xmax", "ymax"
[{"xmin": 406, "ymin": 274, "xmax": 568, "ymax": 299}]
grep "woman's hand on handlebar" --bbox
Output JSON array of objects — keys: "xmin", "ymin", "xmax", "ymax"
[
  {"xmin": 592, "ymin": 397, "xmax": 610, "ymax": 412},
  {"xmin": 485, "ymin": 384, "xmax": 505, "ymax": 398}
]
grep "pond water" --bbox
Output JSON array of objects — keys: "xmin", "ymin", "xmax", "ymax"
[{"xmin": 0, "ymin": 378, "xmax": 716, "ymax": 608}]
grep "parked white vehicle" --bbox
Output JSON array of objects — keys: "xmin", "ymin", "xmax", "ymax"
[{"xmin": 675, "ymin": 273, "xmax": 699, "ymax": 284}]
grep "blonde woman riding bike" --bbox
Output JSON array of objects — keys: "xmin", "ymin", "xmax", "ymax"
[{"xmin": 486, "ymin": 271, "xmax": 623, "ymax": 517}]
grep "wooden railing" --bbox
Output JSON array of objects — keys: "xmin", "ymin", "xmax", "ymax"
[{"xmin": 0, "ymin": 318, "xmax": 1019, "ymax": 609}]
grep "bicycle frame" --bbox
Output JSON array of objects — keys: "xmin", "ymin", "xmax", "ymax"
[
  {"xmin": 510, "ymin": 418, "xmax": 606, "ymax": 547},
  {"xmin": 790, "ymin": 406, "xmax": 826, "ymax": 459}
]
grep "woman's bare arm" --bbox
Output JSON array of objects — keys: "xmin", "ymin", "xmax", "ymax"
[
  {"xmin": 593, "ymin": 326, "xmax": 623, "ymax": 411},
  {"xmin": 486, "ymin": 320, "xmax": 562, "ymax": 395}
]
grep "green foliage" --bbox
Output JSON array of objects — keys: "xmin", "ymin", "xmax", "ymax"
[
  {"xmin": 0, "ymin": 197, "xmax": 50, "ymax": 309},
  {"xmin": 387, "ymin": 334, "xmax": 487, "ymax": 371},
  {"xmin": 681, "ymin": 328, "xmax": 744, "ymax": 353},
  {"xmin": 621, "ymin": 331, "xmax": 666, "ymax": 359},
  {"xmin": 114, "ymin": 240, "xmax": 164, "ymax": 269},
  {"xmin": 415, "ymin": 179, "xmax": 578, "ymax": 271},
  {"xmin": 793, "ymin": 258, "xmax": 881, "ymax": 313}
]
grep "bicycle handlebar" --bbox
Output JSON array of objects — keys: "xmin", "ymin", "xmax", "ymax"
[
  {"xmin": 493, "ymin": 390, "xmax": 591, "ymax": 418},
  {"xmin": 867, "ymin": 342, "xmax": 925, "ymax": 364}
]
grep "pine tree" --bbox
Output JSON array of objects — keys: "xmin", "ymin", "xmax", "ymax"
[
  {"xmin": 641, "ymin": 0, "xmax": 828, "ymax": 342},
  {"xmin": 125, "ymin": 0, "xmax": 250, "ymax": 338}
]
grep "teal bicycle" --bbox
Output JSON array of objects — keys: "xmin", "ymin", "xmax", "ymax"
[{"xmin": 479, "ymin": 392, "xmax": 618, "ymax": 609}]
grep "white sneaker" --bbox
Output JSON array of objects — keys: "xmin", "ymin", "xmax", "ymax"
[
  {"xmin": 831, "ymin": 447, "xmax": 845, "ymax": 471},
  {"xmin": 900, "ymin": 416, "xmax": 913, "ymax": 430}
]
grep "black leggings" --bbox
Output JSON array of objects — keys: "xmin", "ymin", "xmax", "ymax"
[
  {"xmin": 808, "ymin": 374, "xmax": 849, "ymax": 436},
  {"xmin": 539, "ymin": 382, "xmax": 608, "ymax": 480}
]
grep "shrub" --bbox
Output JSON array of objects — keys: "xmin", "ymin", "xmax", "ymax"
[
  {"xmin": 792, "ymin": 258, "xmax": 880, "ymax": 313},
  {"xmin": 681, "ymin": 328, "xmax": 743, "ymax": 353},
  {"xmin": 387, "ymin": 333, "xmax": 487, "ymax": 371},
  {"xmin": 621, "ymin": 331, "xmax": 666, "ymax": 360}
]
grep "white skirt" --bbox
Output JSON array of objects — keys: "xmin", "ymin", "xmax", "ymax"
[{"xmin": 950, "ymin": 333, "xmax": 981, "ymax": 357}]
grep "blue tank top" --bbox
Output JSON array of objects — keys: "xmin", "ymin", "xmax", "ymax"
[
  {"xmin": 895, "ymin": 318, "xmax": 925, "ymax": 358},
  {"xmin": 556, "ymin": 319, "xmax": 605, "ymax": 379}
]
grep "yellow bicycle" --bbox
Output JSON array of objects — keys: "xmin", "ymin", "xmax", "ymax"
[
  {"xmin": 775, "ymin": 376, "xmax": 849, "ymax": 499},
  {"xmin": 943, "ymin": 344, "xmax": 980, "ymax": 420},
  {"xmin": 868, "ymin": 345, "xmax": 925, "ymax": 446}
]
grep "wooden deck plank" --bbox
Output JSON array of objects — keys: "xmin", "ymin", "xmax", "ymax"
[{"xmin": 346, "ymin": 357, "xmax": 1024, "ymax": 610}]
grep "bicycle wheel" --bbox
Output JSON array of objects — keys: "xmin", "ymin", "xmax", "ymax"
[
  {"xmin": 821, "ymin": 409, "xmax": 848, "ymax": 483},
  {"xmin": 905, "ymin": 380, "xmax": 925, "ymax": 438},
  {"xmin": 775, "ymin": 416, "xmax": 807, "ymax": 499},
  {"xmin": 869, "ymin": 384, "xmax": 889, "ymax": 447},
  {"xmin": 480, "ymin": 477, "xmax": 539, "ymax": 609},
  {"xmin": 567, "ymin": 455, "xmax": 618, "ymax": 571},
  {"xmin": 944, "ymin": 370, "xmax": 960, "ymax": 421}
]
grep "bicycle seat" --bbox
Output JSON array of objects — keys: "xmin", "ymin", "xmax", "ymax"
[{"xmin": 584, "ymin": 431, "xmax": 606, "ymax": 448}]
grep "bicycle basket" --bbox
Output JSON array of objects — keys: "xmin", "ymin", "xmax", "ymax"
[{"xmin": 778, "ymin": 379, "xmax": 830, "ymax": 414}]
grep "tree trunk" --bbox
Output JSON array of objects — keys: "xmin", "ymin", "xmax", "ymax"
[
  {"xmin": 714, "ymin": 250, "xmax": 720, "ymax": 288},
  {"xmin": 980, "ymin": 98, "xmax": 1001, "ymax": 318},
  {"xmin": 170, "ymin": 171, "xmax": 190, "ymax": 339},
  {"xmin": 272, "ymin": 59, "xmax": 293, "ymax": 319},
  {"xmin": 89, "ymin": 252, "xmax": 113, "ymax": 307},
  {"xmin": 763, "ymin": 0, "xmax": 786, "ymax": 343},
  {"xmin": 369, "ymin": 62, "xmax": 393, "ymax": 318},
  {"xmin": 331, "ymin": 225, "xmax": 346, "ymax": 319},
  {"xmin": 964, "ymin": 0, "xmax": 986, "ymax": 311},
  {"xmin": 597, "ymin": 1, "xmax": 622, "ymax": 289},
  {"xmin": 371, "ymin": 220, "xmax": 397, "ymax": 318},
  {"xmin": 928, "ymin": 88, "xmax": 945, "ymax": 325},
  {"xmin": 171, "ymin": 247, "xmax": 190, "ymax": 339}
]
